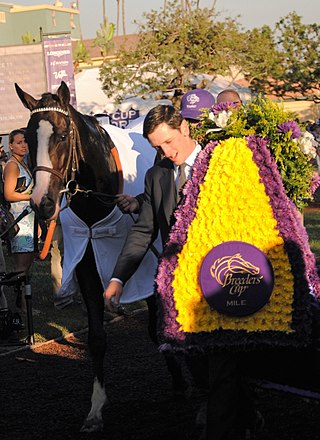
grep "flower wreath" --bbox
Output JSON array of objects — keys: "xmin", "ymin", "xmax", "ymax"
[
  {"xmin": 155, "ymin": 99, "xmax": 320, "ymax": 353},
  {"xmin": 191, "ymin": 96, "xmax": 320, "ymax": 210}
]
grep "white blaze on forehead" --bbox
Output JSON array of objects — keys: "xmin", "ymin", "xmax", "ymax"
[{"xmin": 31, "ymin": 119, "xmax": 54, "ymax": 206}]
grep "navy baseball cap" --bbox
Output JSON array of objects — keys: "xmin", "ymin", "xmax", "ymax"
[{"xmin": 180, "ymin": 89, "xmax": 215, "ymax": 121}]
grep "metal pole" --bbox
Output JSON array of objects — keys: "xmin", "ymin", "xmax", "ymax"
[{"xmin": 24, "ymin": 276, "xmax": 35, "ymax": 345}]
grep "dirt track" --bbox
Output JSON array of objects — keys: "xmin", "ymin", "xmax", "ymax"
[{"xmin": 1, "ymin": 309, "xmax": 320, "ymax": 440}]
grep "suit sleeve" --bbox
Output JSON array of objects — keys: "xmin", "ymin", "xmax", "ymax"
[{"xmin": 112, "ymin": 167, "xmax": 159, "ymax": 284}]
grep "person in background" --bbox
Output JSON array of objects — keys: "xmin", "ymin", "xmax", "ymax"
[
  {"xmin": 0, "ymin": 137, "xmax": 8, "ymax": 309},
  {"xmin": 180, "ymin": 88, "xmax": 216, "ymax": 124},
  {"xmin": 3, "ymin": 129, "xmax": 37, "ymax": 311},
  {"xmin": 216, "ymin": 88, "xmax": 243, "ymax": 109},
  {"xmin": 0, "ymin": 244, "xmax": 7, "ymax": 309}
]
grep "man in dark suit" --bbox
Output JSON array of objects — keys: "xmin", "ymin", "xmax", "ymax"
[
  {"xmin": 104, "ymin": 104, "xmax": 200, "ymax": 302},
  {"xmin": 104, "ymin": 105, "xmax": 208, "ymax": 394},
  {"xmin": 104, "ymin": 105, "xmax": 260, "ymax": 440}
]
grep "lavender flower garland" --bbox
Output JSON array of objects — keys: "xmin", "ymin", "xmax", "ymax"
[
  {"xmin": 156, "ymin": 136, "xmax": 316, "ymax": 353},
  {"xmin": 247, "ymin": 135, "xmax": 316, "ymax": 338},
  {"xmin": 247, "ymin": 135, "xmax": 320, "ymax": 298}
]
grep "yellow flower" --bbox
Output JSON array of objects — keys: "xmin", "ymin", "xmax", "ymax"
[{"xmin": 172, "ymin": 138, "xmax": 294, "ymax": 334}]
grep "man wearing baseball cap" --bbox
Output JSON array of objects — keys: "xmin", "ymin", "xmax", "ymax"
[{"xmin": 180, "ymin": 89, "xmax": 215, "ymax": 123}]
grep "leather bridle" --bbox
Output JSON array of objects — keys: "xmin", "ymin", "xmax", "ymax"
[{"xmin": 30, "ymin": 106, "xmax": 84, "ymax": 185}]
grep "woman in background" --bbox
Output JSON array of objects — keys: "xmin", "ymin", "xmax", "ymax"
[{"xmin": 3, "ymin": 129, "xmax": 37, "ymax": 309}]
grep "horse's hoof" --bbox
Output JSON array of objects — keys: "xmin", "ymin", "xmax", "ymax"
[{"xmin": 80, "ymin": 418, "xmax": 104, "ymax": 433}]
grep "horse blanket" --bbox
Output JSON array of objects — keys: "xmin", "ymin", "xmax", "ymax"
[{"xmin": 57, "ymin": 121, "xmax": 161, "ymax": 303}]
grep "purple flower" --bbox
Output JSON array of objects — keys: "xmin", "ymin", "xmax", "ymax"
[
  {"xmin": 277, "ymin": 121, "xmax": 301, "ymax": 139},
  {"xmin": 310, "ymin": 174, "xmax": 320, "ymax": 195},
  {"xmin": 212, "ymin": 101, "xmax": 238, "ymax": 115}
]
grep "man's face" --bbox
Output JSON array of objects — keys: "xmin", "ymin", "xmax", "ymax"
[
  {"xmin": 147, "ymin": 120, "xmax": 192, "ymax": 166},
  {"xmin": 217, "ymin": 92, "xmax": 242, "ymax": 109}
]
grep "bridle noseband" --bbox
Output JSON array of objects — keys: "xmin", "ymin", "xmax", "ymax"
[{"xmin": 33, "ymin": 165, "xmax": 65, "ymax": 181}]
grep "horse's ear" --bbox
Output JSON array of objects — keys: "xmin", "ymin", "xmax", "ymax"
[
  {"xmin": 56, "ymin": 81, "xmax": 70, "ymax": 109},
  {"xmin": 15, "ymin": 83, "xmax": 38, "ymax": 111}
]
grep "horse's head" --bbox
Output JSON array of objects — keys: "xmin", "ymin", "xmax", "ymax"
[
  {"xmin": 228, "ymin": 253, "xmax": 260, "ymax": 276},
  {"xmin": 210, "ymin": 253, "xmax": 260, "ymax": 285},
  {"xmin": 16, "ymin": 81, "xmax": 120, "ymax": 224},
  {"xmin": 15, "ymin": 81, "xmax": 73, "ymax": 220}
]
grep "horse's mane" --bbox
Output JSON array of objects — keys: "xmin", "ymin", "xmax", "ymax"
[{"xmin": 67, "ymin": 104, "xmax": 119, "ymax": 196}]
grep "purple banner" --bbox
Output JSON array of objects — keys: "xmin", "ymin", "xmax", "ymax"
[
  {"xmin": 199, "ymin": 241, "xmax": 274, "ymax": 316},
  {"xmin": 43, "ymin": 37, "xmax": 77, "ymax": 108}
]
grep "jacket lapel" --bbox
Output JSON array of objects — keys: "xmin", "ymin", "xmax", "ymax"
[{"xmin": 159, "ymin": 163, "xmax": 176, "ymax": 226}]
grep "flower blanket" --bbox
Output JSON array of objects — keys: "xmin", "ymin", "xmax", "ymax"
[{"xmin": 156, "ymin": 136, "xmax": 320, "ymax": 353}]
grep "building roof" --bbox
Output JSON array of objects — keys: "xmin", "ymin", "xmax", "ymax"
[
  {"xmin": 74, "ymin": 34, "xmax": 140, "ymax": 61},
  {"xmin": 0, "ymin": 2, "xmax": 79, "ymax": 14}
]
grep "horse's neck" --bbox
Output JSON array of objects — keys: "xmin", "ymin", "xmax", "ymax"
[{"xmin": 69, "ymin": 120, "xmax": 119, "ymax": 226}]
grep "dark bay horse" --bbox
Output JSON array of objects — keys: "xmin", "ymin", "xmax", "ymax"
[
  {"xmin": 15, "ymin": 81, "xmax": 192, "ymax": 432},
  {"xmin": 14, "ymin": 81, "xmax": 129, "ymax": 432}
]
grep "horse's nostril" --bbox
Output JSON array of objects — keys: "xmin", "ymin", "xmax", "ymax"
[{"xmin": 36, "ymin": 196, "xmax": 56, "ymax": 220}]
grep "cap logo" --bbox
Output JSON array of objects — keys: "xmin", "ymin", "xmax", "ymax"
[{"xmin": 186, "ymin": 93, "xmax": 200, "ymax": 106}]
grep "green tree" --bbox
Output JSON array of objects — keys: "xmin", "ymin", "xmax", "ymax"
[
  {"xmin": 252, "ymin": 12, "xmax": 320, "ymax": 99},
  {"xmin": 99, "ymin": 0, "xmax": 244, "ymax": 103},
  {"xmin": 93, "ymin": 18, "xmax": 115, "ymax": 58},
  {"xmin": 72, "ymin": 40, "xmax": 92, "ymax": 71},
  {"xmin": 236, "ymin": 26, "xmax": 279, "ymax": 88}
]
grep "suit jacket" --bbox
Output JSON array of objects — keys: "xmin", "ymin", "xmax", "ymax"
[{"xmin": 113, "ymin": 157, "xmax": 177, "ymax": 284}]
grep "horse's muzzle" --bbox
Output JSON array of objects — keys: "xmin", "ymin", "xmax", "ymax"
[{"xmin": 31, "ymin": 195, "xmax": 57, "ymax": 221}]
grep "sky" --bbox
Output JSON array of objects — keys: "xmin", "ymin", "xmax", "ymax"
[{"xmin": 15, "ymin": 0, "xmax": 320, "ymax": 39}]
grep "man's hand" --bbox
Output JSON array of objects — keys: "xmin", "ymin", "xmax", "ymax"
[
  {"xmin": 104, "ymin": 280, "xmax": 123, "ymax": 312},
  {"xmin": 116, "ymin": 194, "xmax": 140, "ymax": 214}
]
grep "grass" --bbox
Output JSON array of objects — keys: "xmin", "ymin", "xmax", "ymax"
[
  {"xmin": 2, "ymin": 207, "xmax": 320, "ymax": 344},
  {"xmin": 303, "ymin": 208, "xmax": 320, "ymax": 257}
]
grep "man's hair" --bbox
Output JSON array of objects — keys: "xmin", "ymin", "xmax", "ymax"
[
  {"xmin": 9, "ymin": 128, "xmax": 25, "ymax": 144},
  {"xmin": 143, "ymin": 105, "xmax": 183, "ymax": 138}
]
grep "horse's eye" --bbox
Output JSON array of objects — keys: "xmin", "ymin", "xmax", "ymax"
[{"xmin": 60, "ymin": 134, "xmax": 67, "ymax": 142}]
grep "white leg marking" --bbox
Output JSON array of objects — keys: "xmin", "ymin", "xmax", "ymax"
[
  {"xmin": 87, "ymin": 377, "xmax": 107, "ymax": 421},
  {"xmin": 80, "ymin": 377, "xmax": 107, "ymax": 432},
  {"xmin": 31, "ymin": 120, "xmax": 53, "ymax": 206}
]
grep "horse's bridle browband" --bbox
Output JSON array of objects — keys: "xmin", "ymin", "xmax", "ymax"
[{"xmin": 30, "ymin": 107, "xmax": 69, "ymax": 116}]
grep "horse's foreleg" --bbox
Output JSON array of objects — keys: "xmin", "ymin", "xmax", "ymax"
[
  {"xmin": 80, "ymin": 377, "xmax": 107, "ymax": 433},
  {"xmin": 76, "ymin": 242, "xmax": 108, "ymax": 433}
]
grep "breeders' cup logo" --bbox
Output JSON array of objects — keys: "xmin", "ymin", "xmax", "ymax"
[
  {"xmin": 210, "ymin": 253, "xmax": 262, "ymax": 296},
  {"xmin": 187, "ymin": 93, "xmax": 200, "ymax": 106},
  {"xmin": 199, "ymin": 241, "xmax": 274, "ymax": 316}
]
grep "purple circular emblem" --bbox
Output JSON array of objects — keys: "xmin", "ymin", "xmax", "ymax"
[{"xmin": 199, "ymin": 241, "xmax": 274, "ymax": 316}]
